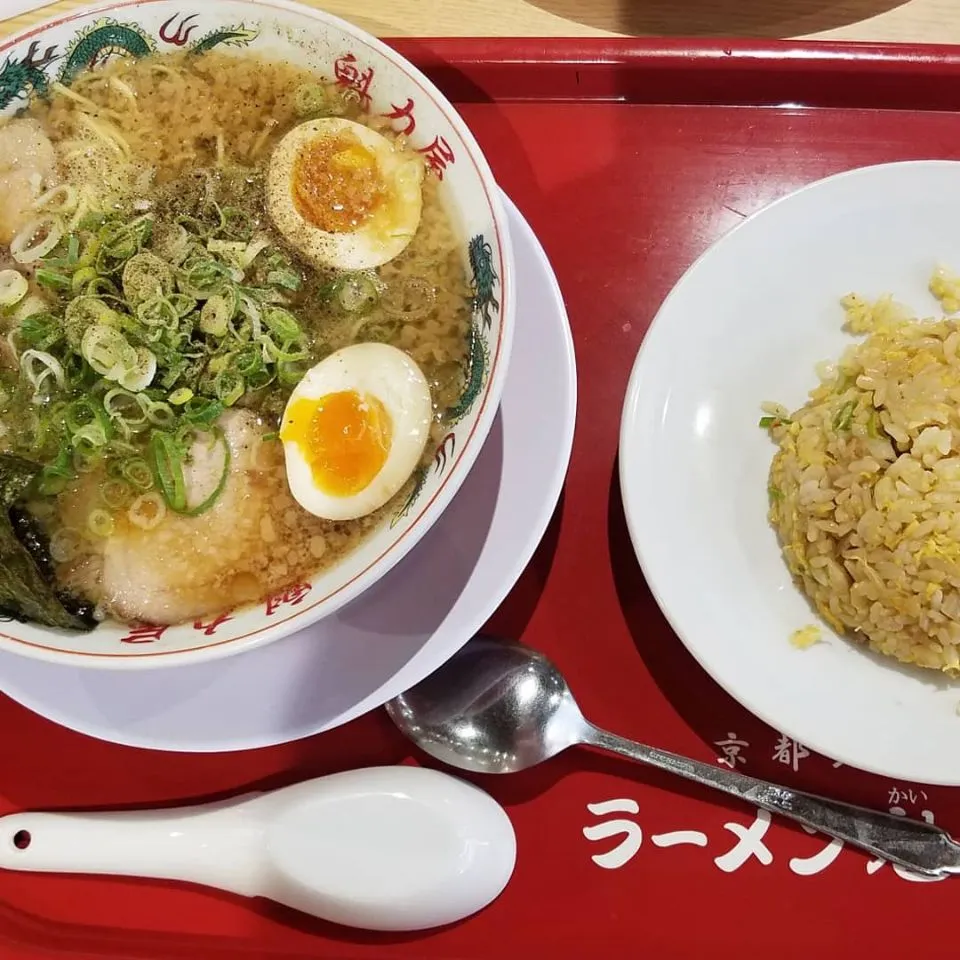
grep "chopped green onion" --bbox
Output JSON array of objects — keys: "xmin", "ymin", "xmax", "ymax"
[
  {"xmin": 64, "ymin": 296, "xmax": 121, "ymax": 349},
  {"xmin": 85, "ymin": 277, "xmax": 120, "ymax": 298},
  {"xmin": 182, "ymin": 396, "xmax": 223, "ymax": 426},
  {"xmin": 78, "ymin": 211, "xmax": 107, "ymax": 231},
  {"xmin": 139, "ymin": 397, "xmax": 175, "ymax": 427},
  {"xmin": 294, "ymin": 83, "xmax": 327, "ymax": 115},
  {"xmin": 207, "ymin": 239, "xmax": 246, "ymax": 259},
  {"xmin": 107, "ymin": 437, "xmax": 139, "ymax": 460},
  {"xmin": 278, "ymin": 359, "xmax": 308, "ymax": 387},
  {"xmin": 0, "ymin": 185, "xmax": 336, "ymax": 519},
  {"xmin": 293, "ymin": 83, "xmax": 347, "ymax": 117},
  {"xmin": 50, "ymin": 527, "xmax": 82, "ymax": 562},
  {"xmin": 179, "ymin": 256, "xmax": 232, "ymax": 298},
  {"xmin": 96, "ymin": 217, "xmax": 154, "ymax": 274},
  {"xmin": 266, "ymin": 267, "xmax": 301, "ymax": 291},
  {"xmin": 87, "ymin": 508, "xmax": 115, "ymax": 538},
  {"xmin": 128, "ymin": 491, "xmax": 166, "ymax": 529},
  {"xmin": 263, "ymin": 305, "xmax": 301, "ymax": 340},
  {"xmin": 240, "ymin": 236, "xmax": 270, "ymax": 269},
  {"xmin": 182, "ymin": 426, "xmax": 231, "ymax": 516},
  {"xmin": 180, "ymin": 200, "xmax": 225, "ymax": 239},
  {"xmin": 206, "ymin": 354, "xmax": 229, "ymax": 377},
  {"xmin": 103, "ymin": 388, "xmax": 149, "ymax": 433},
  {"xmin": 101, "ymin": 479, "xmax": 132, "ymax": 510},
  {"xmin": 169, "ymin": 293, "xmax": 198, "ymax": 317},
  {"xmin": 65, "ymin": 396, "xmax": 109, "ymax": 436},
  {"xmin": 73, "ymin": 421, "xmax": 110, "ymax": 451},
  {"xmin": 245, "ymin": 367, "xmax": 276, "ymax": 391},
  {"xmin": 33, "ymin": 184, "xmax": 78, "ymax": 216},
  {"xmin": 117, "ymin": 346, "xmax": 157, "ymax": 392},
  {"xmin": 334, "ymin": 272, "xmax": 380, "ymax": 313},
  {"xmin": 230, "ymin": 292, "xmax": 261, "ymax": 340},
  {"xmin": 121, "ymin": 456, "xmax": 153, "ymax": 490},
  {"xmin": 35, "ymin": 268, "xmax": 71, "ymax": 292},
  {"xmin": 221, "ymin": 206, "xmax": 253, "ymax": 241},
  {"xmin": 0, "ymin": 269, "xmax": 28, "ymax": 307},
  {"xmin": 103, "ymin": 214, "xmax": 153, "ymax": 256},
  {"xmin": 262, "ymin": 335, "xmax": 309, "ymax": 364},
  {"xmin": 759, "ymin": 409, "xmax": 792, "ymax": 430},
  {"xmin": 157, "ymin": 355, "xmax": 192, "ymax": 391},
  {"xmin": 20, "ymin": 349, "xmax": 65, "ymax": 396},
  {"xmin": 200, "ymin": 294, "xmax": 231, "ymax": 336},
  {"xmin": 71, "ymin": 265, "xmax": 98, "ymax": 292},
  {"xmin": 77, "ymin": 234, "xmax": 100, "ymax": 267},
  {"xmin": 214, "ymin": 369, "xmax": 244, "ymax": 406},
  {"xmin": 73, "ymin": 445, "xmax": 101, "ymax": 474},
  {"xmin": 42, "ymin": 232, "xmax": 80, "ymax": 269},
  {"xmin": 81, "ymin": 323, "xmax": 137, "ymax": 379},
  {"xmin": 122, "ymin": 251, "xmax": 173, "ymax": 307},
  {"xmin": 11, "ymin": 215, "xmax": 64, "ymax": 263},
  {"xmin": 137, "ymin": 294, "xmax": 179, "ymax": 329},
  {"xmin": 147, "ymin": 429, "xmax": 186, "ymax": 512},
  {"xmin": 768, "ymin": 485, "xmax": 784, "ymax": 502},
  {"xmin": 14, "ymin": 294, "xmax": 49, "ymax": 322},
  {"xmin": 19, "ymin": 312, "xmax": 63, "ymax": 350},
  {"xmin": 151, "ymin": 222, "xmax": 191, "ymax": 265},
  {"xmin": 38, "ymin": 446, "xmax": 75, "ymax": 496},
  {"xmin": 231, "ymin": 344, "xmax": 263, "ymax": 377},
  {"xmin": 833, "ymin": 400, "xmax": 857, "ymax": 431}
]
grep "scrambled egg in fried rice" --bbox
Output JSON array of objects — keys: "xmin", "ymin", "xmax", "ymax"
[{"xmin": 765, "ymin": 267, "xmax": 960, "ymax": 674}]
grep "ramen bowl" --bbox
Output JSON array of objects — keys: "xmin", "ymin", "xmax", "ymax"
[{"xmin": 0, "ymin": 0, "xmax": 513, "ymax": 667}]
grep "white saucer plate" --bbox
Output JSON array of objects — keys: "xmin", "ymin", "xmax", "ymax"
[
  {"xmin": 620, "ymin": 160, "xmax": 960, "ymax": 785},
  {"xmin": 0, "ymin": 194, "xmax": 576, "ymax": 752}
]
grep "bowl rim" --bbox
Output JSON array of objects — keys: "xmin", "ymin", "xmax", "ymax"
[{"xmin": 0, "ymin": 0, "xmax": 516, "ymax": 668}]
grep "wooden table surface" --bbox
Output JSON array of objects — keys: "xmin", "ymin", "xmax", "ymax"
[{"xmin": 1, "ymin": 0, "xmax": 959, "ymax": 44}]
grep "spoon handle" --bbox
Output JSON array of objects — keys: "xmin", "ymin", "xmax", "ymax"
[
  {"xmin": 0, "ymin": 798, "xmax": 263, "ymax": 896},
  {"xmin": 582, "ymin": 725, "xmax": 960, "ymax": 877}
]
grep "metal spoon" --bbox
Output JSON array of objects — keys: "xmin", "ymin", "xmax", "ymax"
[{"xmin": 386, "ymin": 635, "xmax": 960, "ymax": 877}]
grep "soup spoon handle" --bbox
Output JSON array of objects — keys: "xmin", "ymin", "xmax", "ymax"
[
  {"xmin": 0, "ymin": 795, "xmax": 265, "ymax": 894},
  {"xmin": 582, "ymin": 724, "xmax": 960, "ymax": 877}
]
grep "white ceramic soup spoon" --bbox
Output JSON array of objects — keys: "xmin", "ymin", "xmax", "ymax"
[{"xmin": 0, "ymin": 765, "xmax": 516, "ymax": 931}]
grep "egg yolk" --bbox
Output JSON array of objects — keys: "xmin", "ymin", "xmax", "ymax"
[
  {"xmin": 281, "ymin": 391, "xmax": 393, "ymax": 497},
  {"xmin": 292, "ymin": 133, "xmax": 384, "ymax": 234}
]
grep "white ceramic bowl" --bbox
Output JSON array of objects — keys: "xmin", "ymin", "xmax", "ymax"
[
  {"xmin": 620, "ymin": 160, "xmax": 960, "ymax": 785},
  {"xmin": 0, "ymin": 0, "xmax": 514, "ymax": 667}
]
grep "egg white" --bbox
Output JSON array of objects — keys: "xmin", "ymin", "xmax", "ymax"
[
  {"xmin": 282, "ymin": 343, "xmax": 433, "ymax": 521},
  {"xmin": 266, "ymin": 118, "xmax": 424, "ymax": 271}
]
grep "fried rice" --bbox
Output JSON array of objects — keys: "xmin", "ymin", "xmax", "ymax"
[{"xmin": 765, "ymin": 267, "xmax": 960, "ymax": 673}]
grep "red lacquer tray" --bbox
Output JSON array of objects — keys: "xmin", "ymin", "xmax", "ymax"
[{"xmin": 5, "ymin": 36, "xmax": 960, "ymax": 959}]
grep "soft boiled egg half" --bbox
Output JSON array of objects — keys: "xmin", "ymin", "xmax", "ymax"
[
  {"xmin": 280, "ymin": 343, "xmax": 433, "ymax": 521},
  {"xmin": 266, "ymin": 118, "xmax": 424, "ymax": 271}
]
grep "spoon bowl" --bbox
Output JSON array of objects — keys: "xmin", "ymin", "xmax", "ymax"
[{"xmin": 387, "ymin": 636, "xmax": 585, "ymax": 774}]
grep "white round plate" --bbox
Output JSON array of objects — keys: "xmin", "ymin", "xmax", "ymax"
[
  {"xmin": 0, "ymin": 195, "xmax": 576, "ymax": 752},
  {"xmin": 620, "ymin": 160, "xmax": 960, "ymax": 786}
]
